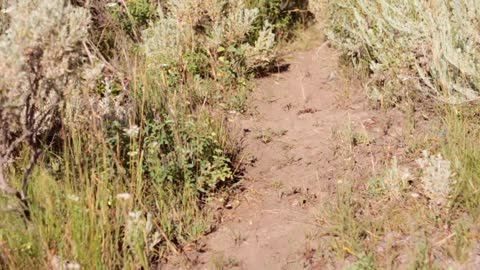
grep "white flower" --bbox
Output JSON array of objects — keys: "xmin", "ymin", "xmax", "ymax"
[
  {"xmin": 65, "ymin": 261, "xmax": 81, "ymax": 270},
  {"xmin": 67, "ymin": 194, "xmax": 80, "ymax": 202},
  {"xmin": 1, "ymin": 5, "xmax": 15, "ymax": 14},
  {"xmin": 103, "ymin": 77, "xmax": 112, "ymax": 94},
  {"xmin": 106, "ymin": 2, "xmax": 118, "ymax": 8},
  {"xmin": 127, "ymin": 150, "xmax": 138, "ymax": 157},
  {"xmin": 50, "ymin": 255, "xmax": 80, "ymax": 270},
  {"xmin": 128, "ymin": 210, "xmax": 143, "ymax": 221},
  {"xmin": 116, "ymin": 192, "xmax": 132, "ymax": 200},
  {"xmin": 123, "ymin": 125, "xmax": 140, "ymax": 138}
]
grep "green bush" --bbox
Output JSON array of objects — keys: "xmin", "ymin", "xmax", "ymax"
[
  {"xmin": 107, "ymin": 0, "xmax": 156, "ymax": 39},
  {"xmin": 247, "ymin": 0, "xmax": 311, "ymax": 40}
]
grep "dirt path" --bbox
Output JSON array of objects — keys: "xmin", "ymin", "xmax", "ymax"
[{"xmin": 189, "ymin": 42, "xmax": 387, "ymax": 270}]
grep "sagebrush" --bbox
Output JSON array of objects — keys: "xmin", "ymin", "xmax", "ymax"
[{"xmin": 0, "ymin": 0, "xmax": 280, "ymax": 268}]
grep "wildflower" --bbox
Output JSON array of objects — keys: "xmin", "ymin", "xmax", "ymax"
[
  {"xmin": 127, "ymin": 150, "xmax": 138, "ymax": 157},
  {"xmin": 123, "ymin": 125, "xmax": 140, "ymax": 138},
  {"xmin": 128, "ymin": 210, "xmax": 143, "ymax": 221},
  {"xmin": 148, "ymin": 142, "xmax": 159, "ymax": 153},
  {"xmin": 105, "ymin": 2, "xmax": 118, "ymax": 8},
  {"xmin": 67, "ymin": 194, "xmax": 80, "ymax": 202},
  {"xmin": 149, "ymin": 231, "xmax": 162, "ymax": 251},
  {"xmin": 50, "ymin": 255, "xmax": 80, "ymax": 270},
  {"xmin": 116, "ymin": 192, "xmax": 132, "ymax": 200},
  {"xmin": 65, "ymin": 261, "xmax": 81, "ymax": 270},
  {"xmin": 103, "ymin": 77, "xmax": 112, "ymax": 94}
]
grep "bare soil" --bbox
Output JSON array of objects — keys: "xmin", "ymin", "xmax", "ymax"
[{"xmin": 167, "ymin": 41, "xmax": 408, "ymax": 270}]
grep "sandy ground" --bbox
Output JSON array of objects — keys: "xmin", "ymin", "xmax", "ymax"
[{"xmin": 183, "ymin": 44, "xmax": 394, "ymax": 270}]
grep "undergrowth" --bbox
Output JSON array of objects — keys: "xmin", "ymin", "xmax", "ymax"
[
  {"xmin": 314, "ymin": 0, "xmax": 480, "ymax": 268},
  {"xmin": 0, "ymin": 0, "xmax": 298, "ymax": 268},
  {"xmin": 326, "ymin": 0, "xmax": 480, "ymax": 106}
]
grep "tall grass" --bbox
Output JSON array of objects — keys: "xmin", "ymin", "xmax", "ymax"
[
  {"xmin": 313, "ymin": 0, "xmax": 480, "ymax": 267},
  {"xmin": 323, "ymin": 0, "xmax": 480, "ymax": 218},
  {"xmin": 0, "ymin": 0, "xmax": 281, "ymax": 268},
  {"xmin": 441, "ymin": 106, "xmax": 480, "ymax": 215}
]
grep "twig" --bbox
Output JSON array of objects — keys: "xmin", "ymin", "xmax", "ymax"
[{"xmin": 433, "ymin": 233, "xmax": 456, "ymax": 247}]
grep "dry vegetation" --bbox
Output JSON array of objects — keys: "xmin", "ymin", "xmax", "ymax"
[
  {"xmin": 313, "ymin": 0, "xmax": 480, "ymax": 269},
  {"xmin": 0, "ymin": 0, "xmax": 307, "ymax": 268},
  {"xmin": 1, "ymin": 0, "xmax": 480, "ymax": 269}
]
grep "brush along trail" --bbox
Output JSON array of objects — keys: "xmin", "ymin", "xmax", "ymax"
[{"xmin": 174, "ymin": 41, "xmax": 402, "ymax": 270}]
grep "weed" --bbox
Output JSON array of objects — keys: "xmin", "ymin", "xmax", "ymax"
[
  {"xmin": 230, "ymin": 230, "xmax": 248, "ymax": 246},
  {"xmin": 416, "ymin": 150, "xmax": 452, "ymax": 207},
  {"xmin": 315, "ymin": 0, "xmax": 480, "ymax": 267},
  {"xmin": 382, "ymin": 157, "xmax": 412, "ymax": 199},
  {"xmin": 441, "ymin": 108, "xmax": 480, "ymax": 215},
  {"xmin": 0, "ymin": 0, "xmax": 284, "ymax": 268},
  {"xmin": 255, "ymin": 132, "xmax": 273, "ymax": 144},
  {"xmin": 272, "ymin": 180, "xmax": 284, "ymax": 190},
  {"xmin": 345, "ymin": 254, "xmax": 376, "ymax": 270},
  {"xmin": 246, "ymin": 0, "xmax": 312, "ymax": 41},
  {"xmin": 210, "ymin": 253, "xmax": 240, "ymax": 270}
]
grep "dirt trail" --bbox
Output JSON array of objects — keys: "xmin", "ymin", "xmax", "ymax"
[{"xmin": 191, "ymin": 43, "xmax": 385, "ymax": 270}]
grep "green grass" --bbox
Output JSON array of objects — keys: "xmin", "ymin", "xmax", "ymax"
[
  {"xmin": 0, "ymin": 0, "xmax": 284, "ymax": 268},
  {"xmin": 441, "ymin": 107, "xmax": 480, "ymax": 215},
  {"xmin": 315, "ymin": 0, "xmax": 480, "ymax": 267}
]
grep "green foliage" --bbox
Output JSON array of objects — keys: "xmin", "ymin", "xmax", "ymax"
[
  {"xmin": 345, "ymin": 254, "xmax": 376, "ymax": 270},
  {"xmin": 441, "ymin": 108, "xmax": 480, "ymax": 215},
  {"xmin": 142, "ymin": 0, "xmax": 276, "ymax": 84},
  {"xmin": 0, "ymin": 0, "xmax": 281, "ymax": 268},
  {"xmin": 315, "ymin": 0, "xmax": 480, "ymax": 268},
  {"xmin": 247, "ymin": 0, "xmax": 311, "ymax": 41},
  {"xmin": 325, "ymin": 0, "xmax": 480, "ymax": 228},
  {"xmin": 107, "ymin": 0, "xmax": 156, "ymax": 38}
]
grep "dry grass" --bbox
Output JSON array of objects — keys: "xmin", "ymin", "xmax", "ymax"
[
  {"xmin": 310, "ymin": 0, "xmax": 480, "ymax": 268},
  {"xmin": 0, "ymin": 0, "xmax": 287, "ymax": 268},
  {"xmin": 326, "ymin": 0, "xmax": 480, "ymax": 106}
]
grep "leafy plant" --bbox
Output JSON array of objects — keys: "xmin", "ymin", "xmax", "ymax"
[
  {"xmin": 0, "ymin": 0, "xmax": 281, "ymax": 268},
  {"xmin": 247, "ymin": 0, "xmax": 311, "ymax": 41},
  {"xmin": 416, "ymin": 150, "xmax": 452, "ymax": 207}
]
